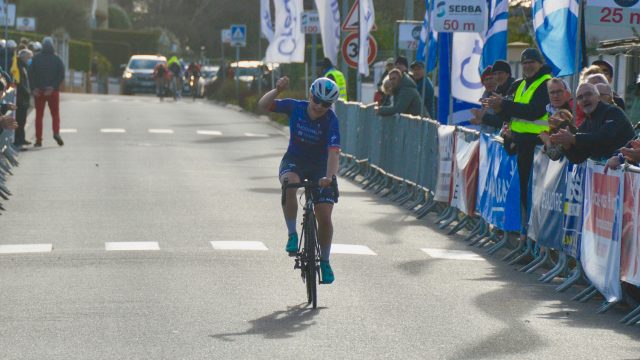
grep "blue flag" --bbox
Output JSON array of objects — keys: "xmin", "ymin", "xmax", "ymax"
[
  {"xmin": 416, "ymin": 0, "xmax": 438, "ymax": 72},
  {"xmin": 532, "ymin": 0, "xmax": 581, "ymax": 77},
  {"xmin": 480, "ymin": 0, "xmax": 508, "ymax": 71}
]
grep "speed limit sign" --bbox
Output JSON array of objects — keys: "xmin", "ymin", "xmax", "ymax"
[{"xmin": 341, "ymin": 32, "xmax": 377, "ymax": 69}]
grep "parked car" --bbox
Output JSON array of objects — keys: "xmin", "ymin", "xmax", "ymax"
[
  {"xmin": 121, "ymin": 55, "xmax": 167, "ymax": 95},
  {"xmin": 229, "ymin": 61, "xmax": 279, "ymax": 91},
  {"xmin": 200, "ymin": 65, "xmax": 219, "ymax": 97}
]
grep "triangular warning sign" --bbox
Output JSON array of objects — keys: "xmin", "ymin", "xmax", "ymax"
[
  {"xmin": 341, "ymin": 0, "xmax": 377, "ymax": 32},
  {"xmin": 232, "ymin": 28, "xmax": 244, "ymax": 40}
]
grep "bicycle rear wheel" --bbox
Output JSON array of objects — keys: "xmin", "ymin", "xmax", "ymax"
[{"xmin": 304, "ymin": 211, "xmax": 318, "ymax": 308}]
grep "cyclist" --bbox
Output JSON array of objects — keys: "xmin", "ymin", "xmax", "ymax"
[
  {"xmin": 186, "ymin": 62, "xmax": 202, "ymax": 97},
  {"xmin": 152, "ymin": 62, "xmax": 170, "ymax": 98},
  {"xmin": 167, "ymin": 56, "xmax": 183, "ymax": 98},
  {"xmin": 258, "ymin": 76, "xmax": 341, "ymax": 284}
]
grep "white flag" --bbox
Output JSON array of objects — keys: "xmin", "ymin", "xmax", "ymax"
[
  {"xmin": 265, "ymin": 0, "xmax": 305, "ymax": 63},
  {"xmin": 358, "ymin": 0, "xmax": 375, "ymax": 76},
  {"xmin": 315, "ymin": 0, "xmax": 341, "ymax": 66},
  {"xmin": 260, "ymin": 0, "xmax": 274, "ymax": 42}
]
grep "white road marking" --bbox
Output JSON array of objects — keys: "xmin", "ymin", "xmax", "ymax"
[
  {"xmin": 210, "ymin": 241, "xmax": 268, "ymax": 251},
  {"xmin": 197, "ymin": 130, "xmax": 222, "ymax": 136},
  {"xmin": 421, "ymin": 248, "xmax": 486, "ymax": 261},
  {"xmin": 244, "ymin": 132, "xmax": 269, "ymax": 138},
  {"xmin": 100, "ymin": 128, "xmax": 126, "ymax": 133},
  {"xmin": 331, "ymin": 244, "xmax": 377, "ymax": 256},
  {"xmin": 0, "ymin": 244, "xmax": 53, "ymax": 254},
  {"xmin": 59, "ymin": 128, "xmax": 78, "ymax": 133},
  {"xmin": 148, "ymin": 129, "xmax": 174, "ymax": 134},
  {"xmin": 105, "ymin": 242, "xmax": 160, "ymax": 251}
]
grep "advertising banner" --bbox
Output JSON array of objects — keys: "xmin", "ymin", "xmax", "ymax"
[
  {"xmin": 450, "ymin": 132, "xmax": 479, "ymax": 216},
  {"xmin": 265, "ymin": 0, "xmax": 305, "ymax": 63},
  {"xmin": 581, "ymin": 160, "xmax": 623, "ymax": 303},
  {"xmin": 477, "ymin": 135, "xmax": 521, "ymax": 231},
  {"xmin": 528, "ymin": 147, "xmax": 568, "ymax": 249},
  {"xmin": 585, "ymin": 0, "xmax": 640, "ymax": 49},
  {"xmin": 434, "ymin": 125, "xmax": 456, "ymax": 202},
  {"xmin": 562, "ymin": 162, "xmax": 586, "ymax": 259},
  {"xmin": 622, "ymin": 168, "xmax": 640, "ymax": 287}
]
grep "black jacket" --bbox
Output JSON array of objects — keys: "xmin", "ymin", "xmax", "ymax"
[
  {"xmin": 495, "ymin": 77, "xmax": 515, "ymax": 97},
  {"xmin": 498, "ymin": 66, "xmax": 552, "ymax": 125},
  {"xmin": 564, "ymin": 102, "xmax": 635, "ymax": 163},
  {"xmin": 28, "ymin": 42, "xmax": 65, "ymax": 91},
  {"xmin": 17, "ymin": 60, "xmax": 30, "ymax": 107}
]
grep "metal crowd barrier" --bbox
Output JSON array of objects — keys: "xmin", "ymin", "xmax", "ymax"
[
  {"xmin": 336, "ymin": 100, "xmax": 640, "ymax": 326},
  {"xmin": 0, "ymin": 89, "xmax": 19, "ymax": 214}
]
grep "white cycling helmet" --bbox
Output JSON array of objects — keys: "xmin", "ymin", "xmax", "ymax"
[{"xmin": 310, "ymin": 77, "xmax": 340, "ymax": 105}]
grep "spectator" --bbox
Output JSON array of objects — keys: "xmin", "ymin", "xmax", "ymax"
[
  {"xmin": 596, "ymin": 83, "xmax": 615, "ymax": 106},
  {"xmin": 491, "ymin": 60, "xmax": 515, "ymax": 96},
  {"xmin": 409, "ymin": 60, "xmax": 434, "ymax": 117},
  {"xmin": 485, "ymin": 48, "xmax": 552, "ymax": 237},
  {"xmin": 14, "ymin": 49, "xmax": 32, "ymax": 148},
  {"xmin": 579, "ymin": 64, "xmax": 604, "ymax": 83},
  {"xmin": 551, "ymin": 83, "xmax": 634, "ymax": 164},
  {"xmin": 376, "ymin": 69, "xmax": 422, "ymax": 116},
  {"xmin": 546, "ymin": 77, "xmax": 572, "ymax": 115},
  {"xmin": 377, "ymin": 57, "xmax": 394, "ymax": 88},
  {"xmin": 606, "ymin": 139, "xmax": 640, "ymax": 170},
  {"xmin": 471, "ymin": 66, "xmax": 501, "ymax": 133},
  {"xmin": 376, "ymin": 76, "xmax": 393, "ymax": 106},
  {"xmin": 395, "ymin": 56, "xmax": 409, "ymax": 74},
  {"xmin": 539, "ymin": 109, "xmax": 576, "ymax": 161},
  {"xmin": 321, "ymin": 57, "xmax": 347, "ymax": 101},
  {"xmin": 592, "ymin": 59, "xmax": 625, "ymax": 109},
  {"xmin": 586, "ymin": 73, "xmax": 609, "ymax": 86},
  {"xmin": 29, "ymin": 36, "xmax": 65, "ymax": 147}
]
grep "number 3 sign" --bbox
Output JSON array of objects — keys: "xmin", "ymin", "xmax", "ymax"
[{"xmin": 341, "ymin": 32, "xmax": 377, "ymax": 69}]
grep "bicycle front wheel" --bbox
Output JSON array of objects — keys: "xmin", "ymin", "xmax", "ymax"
[{"xmin": 304, "ymin": 211, "xmax": 318, "ymax": 308}]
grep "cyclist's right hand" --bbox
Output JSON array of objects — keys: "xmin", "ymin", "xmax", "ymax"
[{"xmin": 276, "ymin": 76, "xmax": 289, "ymax": 93}]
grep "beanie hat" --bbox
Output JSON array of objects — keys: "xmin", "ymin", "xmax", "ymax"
[
  {"xmin": 481, "ymin": 66, "xmax": 493, "ymax": 82},
  {"xmin": 521, "ymin": 48, "xmax": 544, "ymax": 64},
  {"xmin": 491, "ymin": 60, "xmax": 511, "ymax": 75}
]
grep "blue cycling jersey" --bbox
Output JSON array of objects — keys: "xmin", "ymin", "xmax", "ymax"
[{"xmin": 272, "ymin": 99, "xmax": 341, "ymax": 164}]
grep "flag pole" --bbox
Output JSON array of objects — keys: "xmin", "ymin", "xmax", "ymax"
[
  {"xmin": 420, "ymin": 0, "xmax": 430, "ymax": 118},
  {"xmin": 572, "ymin": 0, "xmax": 584, "ymax": 114},
  {"xmin": 357, "ymin": 0, "xmax": 362, "ymax": 103}
]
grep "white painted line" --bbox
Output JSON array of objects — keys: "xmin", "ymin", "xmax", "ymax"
[
  {"xmin": 148, "ymin": 129, "xmax": 174, "ymax": 134},
  {"xmin": 0, "ymin": 244, "xmax": 53, "ymax": 254},
  {"xmin": 421, "ymin": 248, "xmax": 486, "ymax": 261},
  {"xmin": 197, "ymin": 130, "xmax": 222, "ymax": 136},
  {"xmin": 210, "ymin": 241, "xmax": 268, "ymax": 251},
  {"xmin": 101, "ymin": 128, "xmax": 126, "ymax": 133},
  {"xmin": 59, "ymin": 128, "xmax": 78, "ymax": 133},
  {"xmin": 105, "ymin": 242, "xmax": 160, "ymax": 251},
  {"xmin": 331, "ymin": 244, "xmax": 377, "ymax": 256},
  {"xmin": 244, "ymin": 132, "xmax": 269, "ymax": 138}
]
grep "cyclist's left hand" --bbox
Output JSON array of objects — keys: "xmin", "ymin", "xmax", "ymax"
[{"xmin": 318, "ymin": 177, "xmax": 332, "ymax": 188}]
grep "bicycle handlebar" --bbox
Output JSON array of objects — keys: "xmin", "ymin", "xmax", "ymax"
[{"xmin": 281, "ymin": 175, "xmax": 339, "ymax": 205}]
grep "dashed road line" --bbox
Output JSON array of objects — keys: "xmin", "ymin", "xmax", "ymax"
[
  {"xmin": 421, "ymin": 248, "xmax": 486, "ymax": 261},
  {"xmin": 197, "ymin": 130, "xmax": 223, "ymax": 136},
  {"xmin": 0, "ymin": 244, "xmax": 53, "ymax": 254},
  {"xmin": 244, "ymin": 132, "xmax": 269, "ymax": 138},
  {"xmin": 210, "ymin": 241, "xmax": 269, "ymax": 251},
  {"xmin": 331, "ymin": 244, "xmax": 377, "ymax": 256},
  {"xmin": 59, "ymin": 128, "xmax": 78, "ymax": 133},
  {"xmin": 105, "ymin": 242, "xmax": 160, "ymax": 251},
  {"xmin": 100, "ymin": 128, "xmax": 126, "ymax": 133},
  {"xmin": 148, "ymin": 129, "xmax": 174, "ymax": 134}
]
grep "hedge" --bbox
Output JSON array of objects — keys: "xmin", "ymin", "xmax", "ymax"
[{"xmin": 91, "ymin": 29, "xmax": 161, "ymax": 75}]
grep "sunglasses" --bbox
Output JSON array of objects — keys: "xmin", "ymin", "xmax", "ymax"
[{"xmin": 312, "ymin": 95, "xmax": 332, "ymax": 108}]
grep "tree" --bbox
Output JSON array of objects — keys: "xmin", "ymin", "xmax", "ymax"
[
  {"xmin": 19, "ymin": 0, "xmax": 90, "ymax": 39},
  {"xmin": 108, "ymin": 4, "xmax": 132, "ymax": 30}
]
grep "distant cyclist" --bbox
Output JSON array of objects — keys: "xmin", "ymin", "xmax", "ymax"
[
  {"xmin": 186, "ymin": 62, "xmax": 201, "ymax": 97},
  {"xmin": 167, "ymin": 56, "xmax": 183, "ymax": 98},
  {"xmin": 258, "ymin": 76, "xmax": 341, "ymax": 284},
  {"xmin": 152, "ymin": 62, "xmax": 170, "ymax": 98}
]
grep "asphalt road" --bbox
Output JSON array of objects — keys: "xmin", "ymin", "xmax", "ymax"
[{"xmin": 0, "ymin": 93, "xmax": 638, "ymax": 359}]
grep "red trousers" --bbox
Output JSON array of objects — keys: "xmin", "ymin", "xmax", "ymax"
[{"xmin": 34, "ymin": 90, "xmax": 61, "ymax": 141}]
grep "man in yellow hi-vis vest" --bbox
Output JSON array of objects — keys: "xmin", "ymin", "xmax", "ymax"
[
  {"xmin": 485, "ymin": 48, "xmax": 552, "ymax": 240},
  {"xmin": 322, "ymin": 58, "xmax": 347, "ymax": 101}
]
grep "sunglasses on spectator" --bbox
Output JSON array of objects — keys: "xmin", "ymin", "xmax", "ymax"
[
  {"xmin": 312, "ymin": 95, "xmax": 332, "ymax": 108},
  {"xmin": 576, "ymin": 92, "xmax": 594, "ymax": 101}
]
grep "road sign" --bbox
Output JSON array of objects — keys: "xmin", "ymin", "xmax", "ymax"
[
  {"xmin": 341, "ymin": 32, "xmax": 377, "ymax": 69},
  {"xmin": 301, "ymin": 11, "xmax": 320, "ymax": 34},
  {"xmin": 230, "ymin": 24, "xmax": 246, "ymax": 47},
  {"xmin": 221, "ymin": 29, "xmax": 231, "ymax": 44},
  {"xmin": 341, "ymin": 0, "xmax": 377, "ymax": 31},
  {"xmin": 0, "ymin": 3, "xmax": 16, "ymax": 27},
  {"xmin": 432, "ymin": 0, "xmax": 486, "ymax": 33},
  {"xmin": 397, "ymin": 21, "xmax": 422, "ymax": 50},
  {"xmin": 16, "ymin": 17, "xmax": 35, "ymax": 32}
]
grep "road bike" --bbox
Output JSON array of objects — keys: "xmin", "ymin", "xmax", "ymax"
[{"xmin": 281, "ymin": 176, "xmax": 338, "ymax": 308}]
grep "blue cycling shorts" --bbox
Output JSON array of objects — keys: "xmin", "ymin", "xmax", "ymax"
[{"xmin": 278, "ymin": 154, "xmax": 337, "ymax": 205}]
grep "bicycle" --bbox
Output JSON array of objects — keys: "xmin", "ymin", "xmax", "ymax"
[{"xmin": 281, "ymin": 176, "xmax": 338, "ymax": 308}]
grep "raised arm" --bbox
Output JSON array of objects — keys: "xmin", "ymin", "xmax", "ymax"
[{"xmin": 258, "ymin": 76, "xmax": 289, "ymax": 112}]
